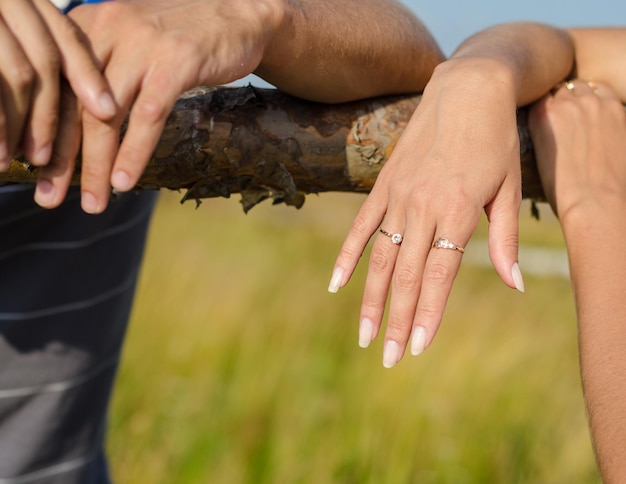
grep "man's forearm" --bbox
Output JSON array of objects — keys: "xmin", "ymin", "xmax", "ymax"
[{"xmin": 255, "ymin": 0, "xmax": 444, "ymax": 103}]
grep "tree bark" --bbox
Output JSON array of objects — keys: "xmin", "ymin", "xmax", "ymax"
[{"xmin": 0, "ymin": 85, "xmax": 543, "ymax": 212}]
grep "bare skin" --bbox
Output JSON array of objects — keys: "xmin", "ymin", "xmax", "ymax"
[
  {"xmin": 330, "ymin": 22, "xmax": 573, "ymax": 368},
  {"xmin": 529, "ymin": 27, "xmax": 626, "ymax": 483},
  {"xmin": 0, "ymin": 0, "xmax": 115, "ymax": 171},
  {"xmin": 33, "ymin": 0, "xmax": 443, "ymax": 214}
]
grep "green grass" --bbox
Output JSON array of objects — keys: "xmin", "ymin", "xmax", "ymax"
[{"xmin": 106, "ymin": 191, "xmax": 599, "ymax": 483}]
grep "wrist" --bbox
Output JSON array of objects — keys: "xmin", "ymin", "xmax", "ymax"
[
  {"xmin": 427, "ymin": 56, "xmax": 518, "ymax": 105},
  {"xmin": 561, "ymin": 197, "xmax": 626, "ymax": 241},
  {"xmin": 255, "ymin": 0, "xmax": 291, "ymax": 74}
]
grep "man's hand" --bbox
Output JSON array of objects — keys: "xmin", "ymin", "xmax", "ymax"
[{"xmin": 62, "ymin": 0, "xmax": 285, "ymax": 214}]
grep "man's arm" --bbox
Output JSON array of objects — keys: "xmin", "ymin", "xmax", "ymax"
[
  {"xmin": 40, "ymin": 0, "xmax": 442, "ymax": 214},
  {"xmin": 256, "ymin": 0, "xmax": 443, "ymax": 102}
]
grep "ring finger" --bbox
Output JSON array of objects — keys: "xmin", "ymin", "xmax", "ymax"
[{"xmin": 359, "ymin": 215, "xmax": 404, "ymax": 354}]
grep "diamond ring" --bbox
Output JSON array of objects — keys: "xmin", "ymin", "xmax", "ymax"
[
  {"xmin": 379, "ymin": 228, "xmax": 403, "ymax": 245},
  {"xmin": 432, "ymin": 237, "xmax": 465, "ymax": 253}
]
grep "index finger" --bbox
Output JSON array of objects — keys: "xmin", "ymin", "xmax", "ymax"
[{"xmin": 109, "ymin": 64, "xmax": 190, "ymax": 192}]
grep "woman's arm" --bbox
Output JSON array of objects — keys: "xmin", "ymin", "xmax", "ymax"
[
  {"xmin": 330, "ymin": 22, "xmax": 574, "ymax": 367},
  {"xmin": 529, "ymin": 80, "xmax": 626, "ymax": 483},
  {"xmin": 568, "ymin": 28, "xmax": 626, "ymax": 101}
]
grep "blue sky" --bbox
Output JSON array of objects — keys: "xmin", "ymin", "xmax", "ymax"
[{"xmin": 402, "ymin": 0, "xmax": 624, "ymax": 55}]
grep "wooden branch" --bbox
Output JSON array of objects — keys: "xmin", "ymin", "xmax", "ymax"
[{"xmin": 0, "ymin": 85, "xmax": 543, "ymax": 212}]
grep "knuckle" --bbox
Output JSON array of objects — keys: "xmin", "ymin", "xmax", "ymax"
[
  {"xmin": 31, "ymin": 111, "xmax": 60, "ymax": 142},
  {"xmin": 166, "ymin": 34, "xmax": 200, "ymax": 61},
  {"xmin": 498, "ymin": 232, "xmax": 520, "ymax": 252},
  {"xmin": 414, "ymin": 305, "xmax": 441, "ymax": 326},
  {"xmin": 9, "ymin": 63, "xmax": 35, "ymax": 93},
  {"xmin": 369, "ymin": 249, "xmax": 393, "ymax": 274},
  {"xmin": 424, "ymin": 261, "xmax": 453, "ymax": 285},
  {"xmin": 360, "ymin": 294, "xmax": 383, "ymax": 315},
  {"xmin": 393, "ymin": 266, "xmax": 420, "ymax": 292},
  {"xmin": 349, "ymin": 214, "xmax": 372, "ymax": 239},
  {"xmin": 134, "ymin": 97, "xmax": 168, "ymax": 124},
  {"xmin": 337, "ymin": 244, "xmax": 361, "ymax": 264},
  {"xmin": 385, "ymin": 316, "xmax": 412, "ymax": 341}
]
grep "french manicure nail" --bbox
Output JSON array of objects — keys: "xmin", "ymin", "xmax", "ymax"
[
  {"xmin": 383, "ymin": 340, "xmax": 400, "ymax": 369},
  {"xmin": 512, "ymin": 262, "xmax": 525, "ymax": 293},
  {"xmin": 359, "ymin": 318, "xmax": 374, "ymax": 348},
  {"xmin": 410, "ymin": 326, "xmax": 427, "ymax": 356},
  {"xmin": 328, "ymin": 267, "xmax": 344, "ymax": 293}
]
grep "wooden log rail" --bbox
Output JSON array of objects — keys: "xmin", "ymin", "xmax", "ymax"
[{"xmin": 0, "ymin": 85, "xmax": 543, "ymax": 212}]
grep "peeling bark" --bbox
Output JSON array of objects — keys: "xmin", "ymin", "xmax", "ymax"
[{"xmin": 0, "ymin": 85, "xmax": 544, "ymax": 212}]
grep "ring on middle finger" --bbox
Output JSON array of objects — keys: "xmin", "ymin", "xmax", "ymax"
[{"xmin": 432, "ymin": 236, "xmax": 465, "ymax": 253}]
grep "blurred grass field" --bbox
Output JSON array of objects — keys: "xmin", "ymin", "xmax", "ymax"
[{"xmin": 106, "ymin": 190, "xmax": 600, "ymax": 483}]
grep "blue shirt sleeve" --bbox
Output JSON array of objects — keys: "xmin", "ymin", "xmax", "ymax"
[{"xmin": 60, "ymin": 0, "xmax": 106, "ymax": 14}]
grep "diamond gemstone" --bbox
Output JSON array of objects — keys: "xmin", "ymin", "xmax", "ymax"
[
  {"xmin": 436, "ymin": 238, "xmax": 453, "ymax": 249},
  {"xmin": 391, "ymin": 233, "xmax": 403, "ymax": 245}
]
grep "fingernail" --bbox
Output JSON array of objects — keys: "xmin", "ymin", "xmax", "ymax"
[
  {"xmin": 328, "ymin": 267, "xmax": 344, "ymax": 293},
  {"xmin": 359, "ymin": 318, "xmax": 374, "ymax": 348},
  {"xmin": 35, "ymin": 179, "xmax": 56, "ymax": 207},
  {"xmin": 512, "ymin": 262, "xmax": 525, "ymax": 293},
  {"xmin": 81, "ymin": 192, "xmax": 100, "ymax": 214},
  {"xmin": 33, "ymin": 143, "xmax": 52, "ymax": 166},
  {"xmin": 99, "ymin": 92, "xmax": 116, "ymax": 118},
  {"xmin": 383, "ymin": 340, "xmax": 400, "ymax": 369},
  {"xmin": 410, "ymin": 326, "xmax": 427, "ymax": 356},
  {"xmin": 111, "ymin": 170, "xmax": 132, "ymax": 191}
]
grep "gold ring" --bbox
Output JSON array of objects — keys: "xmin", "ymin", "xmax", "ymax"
[{"xmin": 552, "ymin": 80, "xmax": 576, "ymax": 94}]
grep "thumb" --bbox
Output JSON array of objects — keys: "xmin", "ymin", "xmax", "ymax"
[{"xmin": 485, "ymin": 179, "xmax": 524, "ymax": 293}]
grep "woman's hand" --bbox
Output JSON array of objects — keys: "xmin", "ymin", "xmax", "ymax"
[
  {"xmin": 330, "ymin": 58, "xmax": 525, "ymax": 367},
  {"xmin": 529, "ymin": 80, "xmax": 626, "ymax": 484},
  {"xmin": 529, "ymin": 80, "xmax": 626, "ymax": 221}
]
